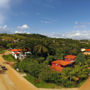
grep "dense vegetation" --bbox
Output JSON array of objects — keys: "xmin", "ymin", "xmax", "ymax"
[
  {"xmin": 3, "ymin": 54, "xmax": 16, "ymax": 62},
  {"xmin": 0, "ymin": 33, "xmax": 90, "ymax": 88}
]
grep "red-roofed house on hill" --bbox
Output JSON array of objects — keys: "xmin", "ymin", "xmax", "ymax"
[
  {"xmin": 11, "ymin": 49, "xmax": 23, "ymax": 59},
  {"xmin": 11, "ymin": 49, "xmax": 31, "ymax": 60},
  {"xmin": 83, "ymin": 49, "xmax": 90, "ymax": 55},
  {"xmin": 64, "ymin": 55, "xmax": 76, "ymax": 62},
  {"xmin": 11, "ymin": 49, "xmax": 23, "ymax": 52},
  {"xmin": 51, "ymin": 60, "xmax": 72, "ymax": 72}
]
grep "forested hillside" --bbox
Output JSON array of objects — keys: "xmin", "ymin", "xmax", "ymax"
[{"xmin": 1, "ymin": 33, "xmax": 90, "ymax": 88}]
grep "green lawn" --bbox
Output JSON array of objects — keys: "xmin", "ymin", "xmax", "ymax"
[
  {"xmin": 3, "ymin": 54, "xmax": 16, "ymax": 62},
  {"xmin": 24, "ymin": 75, "xmax": 62, "ymax": 88},
  {"xmin": 0, "ymin": 50, "xmax": 5, "ymax": 54}
]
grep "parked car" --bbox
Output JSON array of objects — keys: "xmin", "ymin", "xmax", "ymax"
[{"xmin": 0, "ymin": 65, "xmax": 7, "ymax": 71}]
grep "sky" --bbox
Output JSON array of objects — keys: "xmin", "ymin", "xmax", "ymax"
[{"xmin": 1, "ymin": 0, "xmax": 90, "ymax": 39}]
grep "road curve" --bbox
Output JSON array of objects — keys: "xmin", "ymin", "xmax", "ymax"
[
  {"xmin": 0, "ymin": 53, "xmax": 38, "ymax": 90},
  {"xmin": 79, "ymin": 77, "xmax": 90, "ymax": 90}
]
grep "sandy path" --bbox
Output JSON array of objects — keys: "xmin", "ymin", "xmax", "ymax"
[
  {"xmin": 79, "ymin": 77, "xmax": 90, "ymax": 90},
  {"xmin": 0, "ymin": 76, "xmax": 9, "ymax": 90},
  {"xmin": 0, "ymin": 73, "xmax": 16, "ymax": 90},
  {"xmin": 0, "ymin": 52, "xmax": 38, "ymax": 90}
]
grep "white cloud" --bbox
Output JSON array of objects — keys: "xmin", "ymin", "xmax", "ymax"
[
  {"xmin": 16, "ymin": 24, "xmax": 30, "ymax": 34},
  {"xmin": 73, "ymin": 21, "xmax": 86, "ymax": 31},
  {"xmin": 15, "ymin": 31, "xmax": 30, "ymax": 34},
  {"xmin": 17, "ymin": 24, "xmax": 30, "ymax": 29},
  {"xmin": 0, "ymin": 25, "xmax": 10, "ymax": 33},
  {"xmin": 44, "ymin": 30, "xmax": 90, "ymax": 40},
  {"xmin": 0, "ymin": 25, "xmax": 7, "ymax": 29},
  {"xmin": 73, "ymin": 25, "xmax": 86, "ymax": 30}
]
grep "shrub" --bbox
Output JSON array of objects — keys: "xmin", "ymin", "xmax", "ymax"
[{"xmin": 3, "ymin": 54, "xmax": 16, "ymax": 62}]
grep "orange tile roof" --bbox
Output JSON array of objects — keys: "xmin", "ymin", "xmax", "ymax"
[
  {"xmin": 64, "ymin": 55, "xmax": 76, "ymax": 59},
  {"xmin": 51, "ymin": 66, "xmax": 63, "ymax": 72},
  {"xmin": 11, "ymin": 49, "xmax": 22, "ymax": 52},
  {"xmin": 52, "ymin": 60, "xmax": 71, "ymax": 66},
  {"xmin": 85, "ymin": 49, "xmax": 90, "ymax": 51}
]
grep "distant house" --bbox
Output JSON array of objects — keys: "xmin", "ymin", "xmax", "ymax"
[
  {"xmin": 51, "ymin": 60, "xmax": 72, "ymax": 72},
  {"xmin": 64, "ymin": 55, "xmax": 76, "ymax": 62},
  {"xmin": 83, "ymin": 49, "xmax": 90, "ymax": 55},
  {"xmin": 14, "ymin": 52, "xmax": 19, "ymax": 59},
  {"xmin": 11, "ymin": 49, "xmax": 23, "ymax": 59},
  {"xmin": 11, "ymin": 49, "xmax": 31, "ymax": 60},
  {"xmin": 81, "ymin": 48, "xmax": 85, "ymax": 52},
  {"xmin": 11, "ymin": 49, "xmax": 22, "ymax": 52}
]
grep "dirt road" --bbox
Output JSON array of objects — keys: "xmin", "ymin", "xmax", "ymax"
[
  {"xmin": 79, "ymin": 77, "xmax": 90, "ymax": 90},
  {"xmin": 0, "ymin": 52, "xmax": 38, "ymax": 90}
]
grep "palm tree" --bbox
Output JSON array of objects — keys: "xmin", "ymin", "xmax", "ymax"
[{"xmin": 34, "ymin": 45, "xmax": 48, "ymax": 57}]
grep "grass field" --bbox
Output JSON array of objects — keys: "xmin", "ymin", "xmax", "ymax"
[
  {"xmin": 0, "ymin": 50, "xmax": 5, "ymax": 54},
  {"xmin": 24, "ymin": 75, "xmax": 62, "ymax": 88}
]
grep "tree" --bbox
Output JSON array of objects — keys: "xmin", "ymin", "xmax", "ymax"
[
  {"xmin": 18, "ymin": 59, "xmax": 41, "ymax": 78},
  {"xmin": 43, "ymin": 55, "xmax": 56, "ymax": 65},
  {"xmin": 38, "ymin": 65, "xmax": 59, "ymax": 83},
  {"xmin": 55, "ymin": 48, "xmax": 65, "ymax": 60},
  {"xmin": 34, "ymin": 45, "xmax": 48, "ymax": 57},
  {"xmin": 60, "ymin": 67, "xmax": 75, "ymax": 87},
  {"xmin": 76, "ymin": 53, "xmax": 86, "ymax": 65}
]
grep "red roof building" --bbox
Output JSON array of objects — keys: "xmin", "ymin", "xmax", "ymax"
[
  {"xmin": 51, "ymin": 60, "xmax": 72, "ymax": 72},
  {"xmin": 83, "ymin": 49, "xmax": 90, "ymax": 55},
  {"xmin": 52, "ymin": 60, "xmax": 71, "ymax": 66},
  {"xmin": 11, "ymin": 49, "xmax": 22, "ymax": 52},
  {"xmin": 64, "ymin": 55, "xmax": 76, "ymax": 62},
  {"xmin": 85, "ymin": 49, "xmax": 90, "ymax": 52}
]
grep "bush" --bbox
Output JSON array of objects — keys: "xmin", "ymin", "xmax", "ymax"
[
  {"xmin": 3, "ymin": 54, "xmax": 16, "ymax": 62},
  {"xmin": 25, "ymin": 75, "xmax": 61, "ymax": 88},
  {"xmin": 76, "ymin": 53, "xmax": 86, "ymax": 65},
  {"xmin": 0, "ymin": 50, "xmax": 5, "ymax": 54},
  {"xmin": 18, "ymin": 58, "xmax": 41, "ymax": 78}
]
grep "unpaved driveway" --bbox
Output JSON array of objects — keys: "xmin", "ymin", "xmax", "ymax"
[
  {"xmin": 0, "ymin": 53, "xmax": 37, "ymax": 90},
  {"xmin": 79, "ymin": 77, "xmax": 90, "ymax": 90}
]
